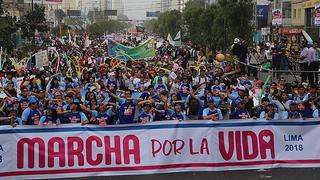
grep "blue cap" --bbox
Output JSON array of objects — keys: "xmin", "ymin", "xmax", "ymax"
[
  {"xmin": 48, "ymin": 104, "xmax": 58, "ymax": 110},
  {"xmin": 207, "ymin": 97, "xmax": 214, "ymax": 102},
  {"xmin": 158, "ymin": 77, "xmax": 163, "ymax": 81},
  {"xmin": 7, "ymin": 106, "xmax": 18, "ymax": 112},
  {"xmin": 267, "ymin": 103, "xmax": 275, "ymax": 107},
  {"xmin": 11, "ymin": 98, "xmax": 19, "ymax": 103},
  {"xmin": 29, "ymin": 97, "xmax": 38, "ymax": 104},
  {"xmin": 143, "ymin": 102, "xmax": 152, "ymax": 107},
  {"xmin": 289, "ymin": 100, "xmax": 298, "ymax": 105},
  {"xmin": 72, "ymin": 99, "xmax": 81, "ymax": 104}
]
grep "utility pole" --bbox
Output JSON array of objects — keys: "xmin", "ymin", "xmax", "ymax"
[{"xmin": 32, "ymin": 0, "xmax": 35, "ymax": 48}]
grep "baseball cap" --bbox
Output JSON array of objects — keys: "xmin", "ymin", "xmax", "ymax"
[
  {"xmin": 207, "ymin": 97, "xmax": 214, "ymax": 103},
  {"xmin": 48, "ymin": 104, "xmax": 58, "ymax": 110},
  {"xmin": 71, "ymin": 99, "xmax": 81, "ymax": 105},
  {"xmin": 7, "ymin": 106, "xmax": 18, "ymax": 112},
  {"xmin": 238, "ymin": 86, "xmax": 246, "ymax": 91},
  {"xmin": 29, "ymin": 97, "xmax": 38, "ymax": 104},
  {"xmin": 289, "ymin": 100, "xmax": 299, "ymax": 106}
]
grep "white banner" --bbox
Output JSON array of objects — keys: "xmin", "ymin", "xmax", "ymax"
[
  {"xmin": 272, "ymin": 9, "xmax": 282, "ymax": 26},
  {"xmin": 1, "ymin": 120, "xmax": 320, "ymax": 179},
  {"xmin": 35, "ymin": 50, "xmax": 49, "ymax": 68},
  {"xmin": 315, "ymin": 4, "xmax": 320, "ymax": 25}
]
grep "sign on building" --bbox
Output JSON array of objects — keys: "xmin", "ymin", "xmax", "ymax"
[{"xmin": 272, "ymin": 9, "xmax": 282, "ymax": 26}]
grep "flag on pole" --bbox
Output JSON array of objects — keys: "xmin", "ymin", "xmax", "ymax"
[
  {"xmin": 167, "ymin": 33, "xmax": 175, "ymax": 46},
  {"xmin": 84, "ymin": 34, "xmax": 91, "ymax": 48},
  {"xmin": 174, "ymin": 31, "xmax": 181, "ymax": 40},
  {"xmin": 73, "ymin": 35, "xmax": 78, "ymax": 47},
  {"xmin": 68, "ymin": 33, "xmax": 72, "ymax": 45}
]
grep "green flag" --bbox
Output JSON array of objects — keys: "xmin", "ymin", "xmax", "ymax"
[{"xmin": 108, "ymin": 39, "xmax": 156, "ymax": 60}]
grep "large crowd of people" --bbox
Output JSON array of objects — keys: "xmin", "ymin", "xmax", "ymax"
[{"xmin": 0, "ymin": 32, "xmax": 319, "ymax": 127}]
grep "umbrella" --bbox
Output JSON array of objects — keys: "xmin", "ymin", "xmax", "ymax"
[{"xmin": 302, "ymin": 30, "xmax": 313, "ymax": 44}]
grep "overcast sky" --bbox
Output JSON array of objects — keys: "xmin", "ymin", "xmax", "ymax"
[{"xmin": 123, "ymin": 0, "xmax": 161, "ymax": 20}]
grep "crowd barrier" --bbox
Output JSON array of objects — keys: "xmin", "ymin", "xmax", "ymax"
[{"xmin": 0, "ymin": 119, "xmax": 320, "ymax": 179}]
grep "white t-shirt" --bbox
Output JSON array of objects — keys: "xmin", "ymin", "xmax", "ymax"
[
  {"xmin": 308, "ymin": 47, "xmax": 317, "ymax": 63},
  {"xmin": 300, "ymin": 47, "xmax": 309, "ymax": 63}
]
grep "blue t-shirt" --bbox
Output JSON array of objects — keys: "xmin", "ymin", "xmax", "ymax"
[
  {"xmin": 259, "ymin": 111, "xmax": 279, "ymax": 120},
  {"xmin": 19, "ymin": 97, "xmax": 30, "ymax": 111},
  {"xmin": 21, "ymin": 108, "xmax": 42, "ymax": 125},
  {"xmin": 139, "ymin": 92, "xmax": 150, "ymax": 100},
  {"xmin": 282, "ymin": 111, "xmax": 302, "ymax": 119},
  {"xmin": 118, "ymin": 98, "xmax": 137, "ymax": 124},
  {"xmin": 154, "ymin": 83, "xmax": 168, "ymax": 92},
  {"xmin": 313, "ymin": 109, "xmax": 320, "ymax": 118},
  {"xmin": 230, "ymin": 109, "xmax": 250, "ymax": 119},
  {"xmin": 106, "ymin": 79, "xmax": 119, "ymax": 91},
  {"xmin": 92, "ymin": 109, "xmax": 114, "ymax": 125},
  {"xmin": 63, "ymin": 111, "xmax": 88, "ymax": 124},
  {"xmin": 39, "ymin": 116, "xmax": 60, "ymax": 125},
  {"xmin": 166, "ymin": 110, "xmax": 186, "ymax": 121},
  {"xmin": 138, "ymin": 109, "xmax": 153, "ymax": 123},
  {"xmin": 202, "ymin": 107, "xmax": 223, "ymax": 120}
]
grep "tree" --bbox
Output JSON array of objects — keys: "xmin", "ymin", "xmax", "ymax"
[
  {"xmin": 215, "ymin": 0, "xmax": 253, "ymax": 49},
  {"xmin": 148, "ymin": 10, "xmax": 182, "ymax": 38},
  {"xmin": 0, "ymin": 0, "xmax": 18, "ymax": 52},
  {"xmin": 87, "ymin": 20, "xmax": 127, "ymax": 38},
  {"xmin": 146, "ymin": 0, "xmax": 253, "ymax": 51},
  {"xmin": 144, "ymin": 19, "xmax": 159, "ymax": 33},
  {"xmin": 55, "ymin": 9, "xmax": 66, "ymax": 24},
  {"xmin": 183, "ymin": 0, "xmax": 206, "ymax": 47},
  {"xmin": 18, "ymin": 4, "xmax": 49, "ymax": 47}
]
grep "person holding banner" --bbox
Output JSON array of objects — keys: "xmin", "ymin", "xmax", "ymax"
[
  {"xmin": 259, "ymin": 103, "xmax": 279, "ymax": 120},
  {"xmin": 21, "ymin": 97, "xmax": 42, "ymax": 125},
  {"xmin": 312, "ymin": 101, "xmax": 320, "ymax": 118},
  {"xmin": 106, "ymin": 89, "xmax": 140, "ymax": 124},
  {"xmin": 230, "ymin": 100, "xmax": 251, "ymax": 119},
  {"xmin": 62, "ymin": 99, "xmax": 88, "ymax": 125},
  {"xmin": 282, "ymin": 101, "xmax": 303, "ymax": 120},
  {"xmin": 90, "ymin": 103, "xmax": 115, "ymax": 125},
  {"xmin": 39, "ymin": 104, "xmax": 60, "ymax": 126},
  {"xmin": 202, "ymin": 97, "xmax": 223, "ymax": 121},
  {"xmin": 0, "ymin": 107, "xmax": 22, "ymax": 127},
  {"xmin": 137, "ymin": 101, "xmax": 153, "ymax": 123},
  {"xmin": 164, "ymin": 99, "xmax": 186, "ymax": 121}
]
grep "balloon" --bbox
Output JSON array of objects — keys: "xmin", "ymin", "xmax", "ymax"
[{"xmin": 216, "ymin": 53, "xmax": 225, "ymax": 62}]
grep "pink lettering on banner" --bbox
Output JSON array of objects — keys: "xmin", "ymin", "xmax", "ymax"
[
  {"xmin": 67, "ymin": 137, "xmax": 84, "ymax": 166},
  {"xmin": 105, "ymin": 136, "xmax": 122, "ymax": 165},
  {"xmin": 17, "ymin": 138, "xmax": 46, "ymax": 169},
  {"xmin": 219, "ymin": 130, "xmax": 275, "ymax": 161},
  {"xmin": 16, "ymin": 135, "xmax": 141, "ymax": 169},
  {"xmin": 151, "ymin": 138, "xmax": 209, "ymax": 158},
  {"xmin": 86, "ymin": 136, "xmax": 103, "ymax": 166},
  {"xmin": 48, "ymin": 137, "xmax": 65, "ymax": 167}
]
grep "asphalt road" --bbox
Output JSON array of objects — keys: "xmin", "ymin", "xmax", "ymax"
[{"xmin": 62, "ymin": 168, "xmax": 320, "ymax": 180}]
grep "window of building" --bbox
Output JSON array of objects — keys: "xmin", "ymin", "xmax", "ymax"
[
  {"xmin": 298, "ymin": 8, "xmax": 301, "ymax": 19},
  {"xmin": 282, "ymin": 2, "xmax": 292, "ymax": 18},
  {"xmin": 293, "ymin": 9, "xmax": 296, "ymax": 19}
]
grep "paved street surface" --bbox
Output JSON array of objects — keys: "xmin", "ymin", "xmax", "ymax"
[{"xmin": 63, "ymin": 168, "xmax": 320, "ymax": 180}]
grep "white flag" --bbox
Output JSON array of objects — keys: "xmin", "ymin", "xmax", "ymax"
[
  {"xmin": 68, "ymin": 33, "xmax": 72, "ymax": 44},
  {"xmin": 84, "ymin": 35, "xmax": 91, "ymax": 48},
  {"xmin": 174, "ymin": 31, "xmax": 181, "ymax": 40},
  {"xmin": 73, "ymin": 35, "xmax": 78, "ymax": 47},
  {"xmin": 167, "ymin": 33, "xmax": 175, "ymax": 46}
]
